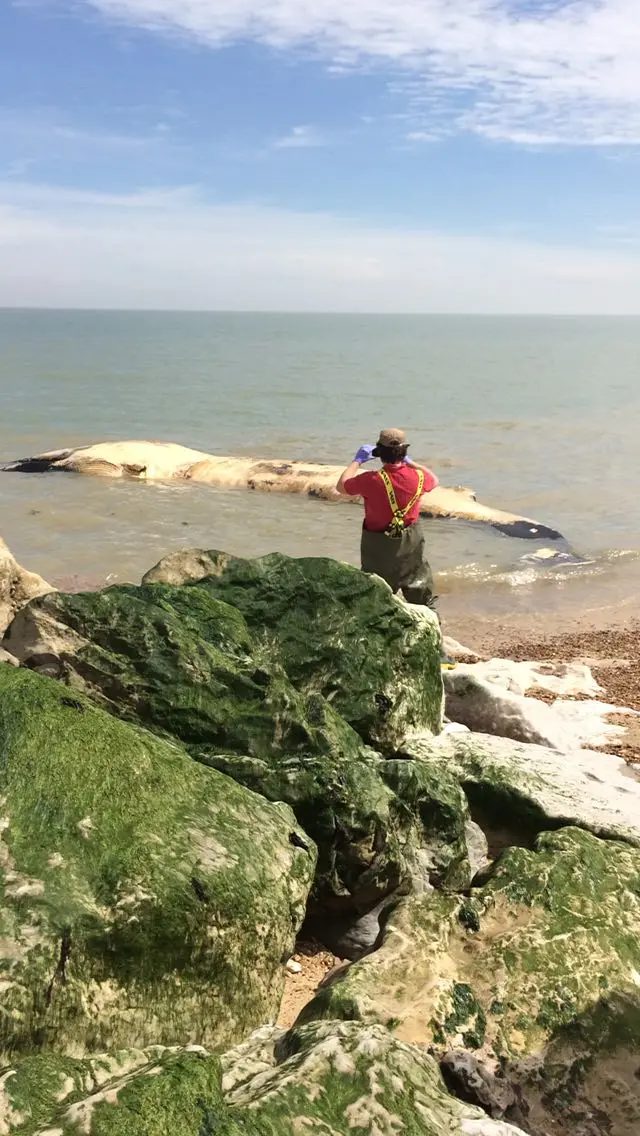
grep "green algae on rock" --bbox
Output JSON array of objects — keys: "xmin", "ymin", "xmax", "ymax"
[
  {"xmin": 142, "ymin": 549, "xmax": 444, "ymax": 747},
  {"xmin": 507, "ymin": 990, "xmax": 640, "ymax": 1136},
  {"xmin": 0, "ymin": 1045, "xmax": 238, "ymax": 1135},
  {"xmin": 403, "ymin": 731, "xmax": 640, "ymax": 850},
  {"xmin": 3, "ymin": 579, "xmax": 464, "ymax": 917},
  {"xmin": 0, "ymin": 1025, "xmax": 530, "ymax": 1135},
  {"xmin": 300, "ymin": 828, "xmax": 640, "ymax": 1063},
  {"xmin": 222, "ymin": 1019, "xmax": 528, "ymax": 1135},
  {"xmin": 0, "ymin": 666, "xmax": 315, "ymax": 1060}
]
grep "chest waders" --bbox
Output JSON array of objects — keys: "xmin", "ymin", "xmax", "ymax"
[
  {"xmin": 378, "ymin": 468, "xmax": 425, "ymax": 538},
  {"xmin": 361, "ymin": 467, "xmax": 453, "ymax": 667},
  {"xmin": 360, "ymin": 467, "xmax": 436, "ymax": 610}
]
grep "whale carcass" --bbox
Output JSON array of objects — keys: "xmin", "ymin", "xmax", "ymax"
[{"xmin": 2, "ymin": 440, "xmax": 565, "ymax": 542}]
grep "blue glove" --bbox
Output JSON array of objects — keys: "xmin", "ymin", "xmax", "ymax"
[{"xmin": 354, "ymin": 444, "xmax": 375, "ymax": 465}]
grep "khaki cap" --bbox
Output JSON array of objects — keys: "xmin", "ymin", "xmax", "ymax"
[{"xmin": 377, "ymin": 428, "xmax": 407, "ymax": 447}]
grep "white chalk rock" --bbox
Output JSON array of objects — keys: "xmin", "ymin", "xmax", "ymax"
[
  {"xmin": 407, "ymin": 731, "xmax": 640, "ymax": 848},
  {"xmin": 444, "ymin": 669, "xmax": 576, "ymax": 750},
  {"xmin": 454, "ymin": 657, "xmax": 603, "ymax": 699},
  {"xmin": 0, "ymin": 537, "xmax": 54, "ymax": 637}
]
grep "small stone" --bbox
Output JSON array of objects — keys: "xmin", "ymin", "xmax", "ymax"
[{"xmin": 286, "ymin": 959, "xmax": 302, "ymax": 975}]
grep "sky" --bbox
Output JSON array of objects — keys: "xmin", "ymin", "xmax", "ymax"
[{"xmin": 2, "ymin": 0, "xmax": 640, "ymax": 311}]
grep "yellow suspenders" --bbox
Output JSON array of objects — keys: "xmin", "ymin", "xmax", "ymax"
[{"xmin": 379, "ymin": 468, "xmax": 425, "ymax": 538}]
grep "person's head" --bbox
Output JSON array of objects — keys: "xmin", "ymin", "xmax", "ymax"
[{"xmin": 373, "ymin": 427, "xmax": 409, "ymax": 465}]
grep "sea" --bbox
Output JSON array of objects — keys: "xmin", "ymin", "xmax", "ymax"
[{"xmin": 1, "ymin": 310, "xmax": 639, "ymax": 631}]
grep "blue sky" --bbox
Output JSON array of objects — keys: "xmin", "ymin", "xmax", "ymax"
[{"xmin": 2, "ymin": 0, "xmax": 640, "ymax": 311}]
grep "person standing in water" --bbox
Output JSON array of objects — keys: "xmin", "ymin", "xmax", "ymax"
[{"xmin": 336, "ymin": 427, "xmax": 439, "ymax": 610}]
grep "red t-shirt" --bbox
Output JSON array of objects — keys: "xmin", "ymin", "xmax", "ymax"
[{"xmin": 343, "ymin": 464, "xmax": 438, "ymax": 532}]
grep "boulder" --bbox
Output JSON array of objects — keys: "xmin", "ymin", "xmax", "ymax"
[
  {"xmin": 549, "ymin": 696, "xmax": 639, "ymax": 749},
  {"xmin": 444, "ymin": 669, "xmax": 576, "ymax": 750},
  {"xmin": 0, "ymin": 1023, "xmax": 530, "ymax": 1135},
  {"xmin": 444, "ymin": 662, "xmax": 637, "ymax": 753},
  {"xmin": 0, "ymin": 666, "xmax": 316, "ymax": 1059},
  {"xmin": 223, "ymin": 1019, "xmax": 529, "ymax": 1135},
  {"xmin": 1, "ymin": 1045, "xmax": 243, "ymax": 1134},
  {"xmin": 301, "ymin": 828, "xmax": 640, "ymax": 1082},
  {"xmin": 506, "ymin": 990, "xmax": 640, "ymax": 1136},
  {"xmin": 404, "ymin": 731, "xmax": 640, "ymax": 850},
  {"xmin": 3, "ymin": 572, "xmax": 463, "ymax": 925},
  {"xmin": 142, "ymin": 549, "xmax": 444, "ymax": 747},
  {"xmin": 0, "ymin": 1045, "xmax": 232, "ymax": 1135},
  {"xmin": 454, "ymin": 657, "xmax": 603, "ymax": 699},
  {"xmin": 0, "ymin": 536, "xmax": 53, "ymax": 636}
]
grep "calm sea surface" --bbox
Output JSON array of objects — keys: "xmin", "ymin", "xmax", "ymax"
[{"xmin": 1, "ymin": 310, "xmax": 639, "ymax": 625}]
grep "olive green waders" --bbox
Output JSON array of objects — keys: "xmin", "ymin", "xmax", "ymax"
[{"xmin": 361, "ymin": 522, "xmax": 437, "ymax": 609}]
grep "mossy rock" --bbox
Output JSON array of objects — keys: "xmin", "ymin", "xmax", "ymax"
[
  {"xmin": 301, "ymin": 827, "xmax": 640, "ymax": 1063},
  {"xmin": 507, "ymin": 990, "xmax": 640, "ymax": 1136},
  {"xmin": 222, "ymin": 1019, "xmax": 528, "ymax": 1135},
  {"xmin": 0, "ymin": 667, "xmax": 315, "ymax": 1060},
  {"xmin": 0, "ymin": 1025, "xmax": 530, "ymax": 1135},
  {"xmin": 0, "ymin": 1045, "xmax": 239, "ymax": 1134},
  {"xmin": 404, "ymin": 731, "xmax": 640, "ymax": 850},
  {"xmin": 4, "ymin": 582, "xmax": 466, "ymax": 915},
  {"xmin": 142, "ymin": 549, "xmax": 444, "ymax": 748}
]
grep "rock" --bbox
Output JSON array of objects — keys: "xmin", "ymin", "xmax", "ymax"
[
  {"xmin": 0, "ymin": 536, "xmax": 53, "ymax": 636},
  {"xmin": 143, "ymin": 549, "xmax": 444, "ymax": 747},
  {"xmin": 440, "ymin": 1051, "xmax": 520, "ymax": 1120},
  {"xmin": 0, "ymin": 1023, "xmax": 531, "ymax": 1134},
  {"xmin": 3, "ymin": 570, "xmax": 465, "ymax": 920},
  {"xmin": 443, "ymin": 721, "xmax": 472, "ymax": 734},
  {"xmin": 444, "ymin": 660, "xmax": 638, "ymax": 753},
  {"xmin": 465, "ymin": 820, "xmax": 491, "ymax": 877},
  {"xmin": 456, "ymin": 657, "xmax": 603, "ymax": 699},
  {"xmin": 443, "ymin": 635, "xmax": 481, "ymax": 662},
  {"xmin": 319, "ymin": 896, "xmax": 396, "ymax": 962},
  {"xmin": 444, "ymin": 668, "xmax": 577, "ymax": 750},
  {"xmin": 301, "ymin": 828, "xmax": 640, "ymax": 1074},
  {"xmin": 0, "ymin": 646, "xmax": 18, "ymax": 665},
  {"xmin": 405, "ymin": 731, "xmax": 640, "ymax": 850},
  {"xmin": 506, "ymin": 990, "xmax": 640, "ymax": 1136},
  {"xmin": 549, "ymin": 697, "xmax": 639, "ymax": 749},
  {"xmin": 0, "ymin": 1044, "xmax": 234, "ymax": 1135},
  {"xmin": 0, "ymin": 665, "xmax": 316, "ymax": 1059},
  {"xmin": 142, "ymin": 547, "xmax": 225, "ymax": 587},
  {"xmin": 222, "ymin": 1019, "xmax": 529, "ymax": 1135}
]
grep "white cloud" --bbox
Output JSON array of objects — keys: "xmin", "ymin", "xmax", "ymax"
[
  {"xmin": 274, "ymin": 124, "xmax": 327, "ymax": 149},
  {"xmin": 405, "ymin": 131, "xmax": 442, "ymax": 144},
  {"xmin": 2, "ymin": 179, "xmax": 640, "ymax": 311},
  {"xmin": 78, "ymin": 0, "xmax": 640, "ymax": 146},
  {"xmin": 0, "ymin": 108, "xmax": 167, "ymax": 152}
]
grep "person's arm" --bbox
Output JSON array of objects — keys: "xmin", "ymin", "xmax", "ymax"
[
  {"xmin": 405, "ymin": 457, "xmax": 439, "ymax": 492},
  {"xmin": 336, "ymin": 445, "xmax": 375, "ymax": 495},
  {"xmin": 336, "ymin": 460, "xmax": 363, "ymax": 496}
]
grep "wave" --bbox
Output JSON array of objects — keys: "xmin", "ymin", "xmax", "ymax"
[{"xmin": 438, "ymin": 548, "xmax": 640, "ymax": 591}]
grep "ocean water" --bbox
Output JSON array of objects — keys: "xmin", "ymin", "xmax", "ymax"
[{"xmin": 1, "ymin": 309, "xmax": 639, "ymax": 625}]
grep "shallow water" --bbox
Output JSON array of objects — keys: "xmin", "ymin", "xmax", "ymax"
[{"xmin": 1, "ymin": 310, "xmax": 639, "ymax": 621}]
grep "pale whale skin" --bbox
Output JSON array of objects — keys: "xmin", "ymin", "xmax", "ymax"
[{"xmin": 2, "ymin": 440, "xmax": 565, "ymax": 542}]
